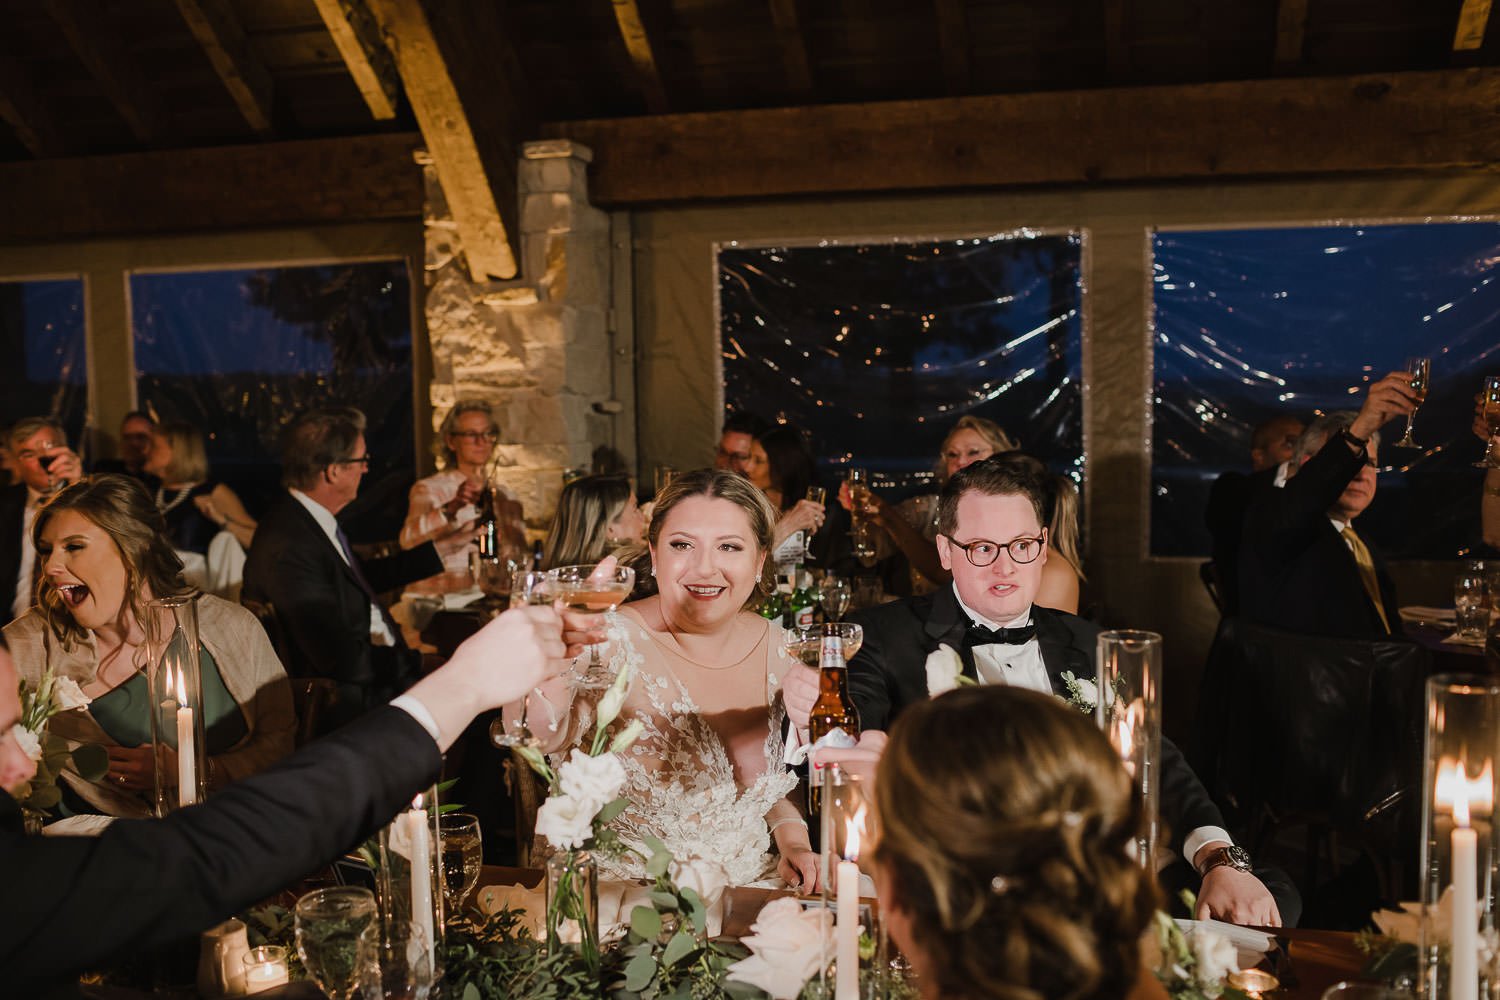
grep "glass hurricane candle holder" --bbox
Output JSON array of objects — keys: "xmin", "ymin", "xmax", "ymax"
[
  {"xmin": 375, "ymin": 786, "xmax": 445, "ymax": 984},
  {"xmin": 1419, "ymin": 675, "xmax": 1499, "ymax": 1000},
  {"xmin": 820, "ymin": 765, "xmax": 883, "ymax": 1000},
  {"xmin": 145, "ymin": 595, "xmax": 207, "ymax": 815},
  {"xmin": 1096, "ymin": 629, "xmax": 1162, "ymax": 867}
]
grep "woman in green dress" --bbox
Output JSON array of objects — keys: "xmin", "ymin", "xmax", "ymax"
[{"xmin": 3, "ymin": 475, "xmax": 295, "ymax": 818}]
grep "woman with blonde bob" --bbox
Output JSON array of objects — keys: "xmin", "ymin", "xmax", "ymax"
[
  {"xmin": 540, "ymin": 474, "xmax": 646, "ymax": 569},
  {"xmin": 143, "ymin": 421, "xmax": 257, "ymax": 552},
  {"xmin": 3, "ymin": 475, "xmax": 294, "ymax": 818},
  {"xmin": 874, "ymin": 685, "xmax": 1160, "ymax": 1000}
]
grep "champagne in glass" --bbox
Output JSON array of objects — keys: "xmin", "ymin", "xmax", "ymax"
[
  {"xmin": 1393, "ymin": 356, "xmax": 1431, "ymax": 449},
  {"xmin": 847, "ymin": 468, "xmax": 877, "ymax": 562},
  {"xmin": 295, "ymin": 887, "xmax": 377, "ymax": 1000},
  {"xmin": 547, "ymin": 563, "xmax": 636, "ymax": 687},
  {"xmin": 1476, "ymin": 375, "xmax": 1500, "ymax": 469},
  {"xmin": 438, "ymin": 813, "xmax": 484, "ymax": 910},
  {"xmin": 783, "ymin": 622, "xmax": 864, "ymax": 668}
]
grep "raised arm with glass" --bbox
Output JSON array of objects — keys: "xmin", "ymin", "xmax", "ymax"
[{"xmin": 1393, "ymin": 356, "xmax": 1431, "ymax": 449}]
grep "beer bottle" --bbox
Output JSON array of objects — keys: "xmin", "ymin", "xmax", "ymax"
[{"xmin": 806, "ymin": 630, "xmax": 860, "ymax": 815}]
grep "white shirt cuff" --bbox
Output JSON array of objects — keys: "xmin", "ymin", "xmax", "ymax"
[
  {"xmin": 1183, "ymin": 826, "xmax": 1234, "ymax": 867},
  {"xmin": 391, "ymin": 694, "xmax": 443, "ymax": 744},
  {"xmin": 782, "ymin": 724, "xmax": 807, "ymax": 766}
]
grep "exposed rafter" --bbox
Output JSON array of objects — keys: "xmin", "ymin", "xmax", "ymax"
[
  {"xmin": 610, "ymin": 0, "xmax": 669, "ymax": 113},
  {"xmin": 1453, "ymin": 0, "xmax": 1493, "ymax": 52},
  {"xmin": 1273, "ymin": 0, "xmax": 1310, "ymax": 72},
  {"xmin": 310, "ymin": 0, "xmax": 401, "ymax": 120},
  {"xmin": 767, "ymin": 0, "xmax": 813, "ymax": 96},
  {"xmin": 46, "ymin": 0, "xmax": 164, "ymax": 143},
  {"xmin": 933, "ymin": 0, "xmax": 970, "ymax": 94},
  {"xmin": 172, "ymin": 0, "xmax": 275, "ymax": 134},
  {"xmin": 0, "ymin": 51, "xmax": 67, "ymax": 158}
]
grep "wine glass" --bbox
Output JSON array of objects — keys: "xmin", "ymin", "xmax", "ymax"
[
  {"xmin": 489, "ymin": 571, "xmax": 555, "ymax": 749},
  {"xmin": 546, "ymin": 563, "xmax": 636, "ymax": 686},
  {"xmin": 1393, "ymin": 356, "xmax": 1431, "ymax": 449},
  {"xmin": 356, "ymin": 920, "xmax": 434, "ymax": 999},
  {"xmin": 294, "ymin": 886, "xmax": 378, "ymax": 1000},
  {"xmin": 1476, "ymin": 375, "xmax": 1500, "ymax": 469},
  {"xmin": 819, "ymin": 575, "xmax": 852, "ymax": 621},
  {"xmin": 438, "ymin": 812, "xmax": 483, "ymax": 911}
]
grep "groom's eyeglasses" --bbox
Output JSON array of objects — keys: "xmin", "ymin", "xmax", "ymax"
[{"xmin": 944, "ymin": 530, "xmax": 1048, "ymax": 567}]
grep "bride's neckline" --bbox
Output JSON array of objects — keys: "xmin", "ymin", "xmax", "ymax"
[{"xmin": 624, "ymin": 605, "xmax": 765, "ymax": 671}]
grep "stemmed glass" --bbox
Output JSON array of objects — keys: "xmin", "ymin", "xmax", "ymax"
[
  {"xmin": 783, "ymin": 621, "xmax": 865, "ymax": 668},
  {"xmin": 1393, "ymin": 356, "xmax": 1431, "ymax": 449},
  {"xmin": 438, "ymin": 812, "xmax": 484, "ymax": 911},
  {"xmin": 546, "ymin": 563, "xmax": 636, "ymax": 687},
  {"xmin": 819, "ymin": 575, "xmax": 852, "ymax": 622},
  {"xmin": 356, "ymin": 920, "xmax": 434, "ymax": 999},
  {"xmin": 294, "ymin": 886, "xmax": 378, "ymax": 1000},
  {"xmin": 490, "ymin": 571, "xmax": 554, "ymax": 749},
  {"xmin": 1475, "ymin": 375, "xmax": 1500, "ymax": 469}
]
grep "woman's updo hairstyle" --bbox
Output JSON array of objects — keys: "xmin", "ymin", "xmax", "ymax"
[
  {"xmin": 647, "ymin": 468, "xmax": 778, "ymax": 601},
  {"xmin": 873, "ymin": 685, "xmax": 1157, "ymax": 1000}
]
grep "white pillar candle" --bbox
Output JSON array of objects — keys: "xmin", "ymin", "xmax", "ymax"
[
  {"xmin": 1452, "ymin": 774, "xmax": 1478, "ymax": 1000},
  {"xmin": 176, "ymin": 705, "xmax": 196, "ymax": 807},
  {"xmin": 407, "ymin": 802, "xmax": 436, "ymax": 968},
  {"xmin": 836, "ymin": 858, "xmax": 860, "ymax": 1000}
]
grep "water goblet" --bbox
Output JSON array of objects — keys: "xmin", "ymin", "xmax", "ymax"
[
  {"xmin": 819, "ymin": 575, "xmax": 852, "ymax": 621},
  {"xmin": 1393, "ymin": 356, "xmax": 1431, "ymax": 449},
  {"xmin": 546, "ymin": 563, "xmax": 636, "ymax": 687},
  {"xmin": 438, "ymin": 812, "xmax": 483, "ymax": 911},
  {"xmin": 294, "ymin": 886, "xmax": 377, "ymax": 1000},
  {"xmin": 1476, "ymin": 375, "xmax": 1500, "ymax": 469},
  {"xmin": 356, "ymin": 920, "xmax": 434, "ymax": 1000}
]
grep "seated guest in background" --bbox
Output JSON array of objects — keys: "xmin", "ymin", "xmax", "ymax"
[
  {"xmin": 3, "ymin": 475, "xmax": 294, "ymax": 817},
  {"xmin": 1476, "ymin": 395, "xmax": 1500, "ymax": 550},
  {"xmin": 875, "ymin": 686, "xmax": 1160, "ymax": 1000},
  {"xmin": 1203, "ymin": 413, "xmax": 1305, "ymax": 615},
  {"xmin": 1, "ymin": 599, "xmax": 574, "ymax": 993},
  {"xmin": 1239, "ymin": 373, "xmax": 1416, "ymax": 640},
  {"xmin": 541, "ymin": 472, "xmax": 647, "ymax": 574},
  {"xmin": 243, "ymin": 407, "xmax": 448, "ymax": 727},
  {"xmin": 2, "ymin": 417, "xmax": 85, "ymax": 624},
  {"xmin": 93, "ymin": 410, "xmax": 158, "ymax": 483},
  {"xmin": 786, "ymin": 457, "xmax": 1289, "ymax": 926},
  {"xmin": 714, "ymin": 411, "xmax": 769, "ymax": 478},
  {"xmin": 401, "ymin": 400, "xmax": 526, "ymax": 591},
  {"xmin": 744, "ymin": 423, "xmax": 829, "ymax": 555},
  {"xmin": 143, "ymin": 422, "xmax": 257, "ymax": 601},
  {"xmin": 988, "ymin": 451, "xmax": 1085, "ymax": 615}
]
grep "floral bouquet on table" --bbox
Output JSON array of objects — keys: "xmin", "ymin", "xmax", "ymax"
[
  {"xmin": 1148, "ymin": 893, "xmax": 1255, "ymax": 1000},
  {"xmin": 8, "ymin": 666, "xmax": 106, "ymax": 831},
  {"xmin": 514, "ymin": 657, "xmax": 643, "ymax": 977}
]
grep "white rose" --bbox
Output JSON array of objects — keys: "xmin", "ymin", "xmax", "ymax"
[
  {"xmin": 556, "ymin": 749, "xmax": 627, "ymax": 812},
  {"xmin": 50, "ymin": 676, "xmax": 91, "ymax": 712},
  {"xmin": 924, "ymin": 643, "xmax": 963, "ymax": 697},
  {"xmin": 1188, "ymin": 927, "xmax": 1239, "ymax": 987},
  {"xmin": 534, "ymin": 792, "xmax": 598, "ymax": 850},
  {"xmin": 670, "ymin": 854, "xmax": 731, "ymax": 936},
  {"xmin": 1073, "ymin": 676, "xmax": 1099, "ymax": 708},
  {"xmin": 727, "ymin": 897, "xmax": 833, "ymax": 999},
  {"xmin": 1371, "ymin": 900, "xmax": 1424, "ymax": 944},
  {"xmin": 11, "ymin": 724, "xmax": 42, "ymax": 762}
]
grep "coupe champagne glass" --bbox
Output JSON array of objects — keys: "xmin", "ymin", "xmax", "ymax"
[
  {"xmin": 782, "ymin": 622, "xmax": 864, "ymax": 667},
  {"xmin": 1393, "ymin": 356, "xmax": 1431, "ymax": 449},
  {"xmin": 819, "ymin": 575, "xmax": 852, "ymax": 621},
  {"xmin": 490, "ymin": 571, "xmax": 554, "ymax": 748},
  {"xmin": 438, "ymin": 813, "xmax": 484, "ymax": 910},
  {"xmin": 356, "ymin": 920, "xmax": 434, "ymax": 1000},
  {"xmin": 546, "ymin": 563, "xmax": 636, "ymax": 686},
  {"xmin": 294, "ymin": 886, "xmax": 378, "ymax": 1000},
  {"xmin": 1476, "ymin": 375, "xmax": 1500, "ymax": 469}
]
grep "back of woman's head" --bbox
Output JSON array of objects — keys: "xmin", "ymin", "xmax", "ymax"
[
  {"xmin": 874, "ymin": 686, "xmax": 1155, "ymax": 1000},
  {"xmin": 755, "ymin": 425, "xmax": 817, "ymax": 509},
  {"xmin": 34, "ymin": 475, "xmax": 190, "ymax": 645},
  {"xmin": 542, "ymin": 474, "xmax": 634, "ymax": 569}
]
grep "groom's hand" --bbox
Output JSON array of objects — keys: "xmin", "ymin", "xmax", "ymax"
[{"xmin": 783, "ymin": 663, "xmax": 818, "ymax": 730}]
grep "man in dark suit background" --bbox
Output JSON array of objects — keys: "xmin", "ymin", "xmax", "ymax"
[
  {"xmin": 1239, "ymin": 371, "xmax": 1416, "ymax": 640},
  {"xmin": 785, "ymin": 457, "xmax": 1288, "ymax": 927},
  {"xmin": 1203, "ymin": 413, "xmax": 1304, "ymax": 615},
  {"xmin": 0, "ymin": 600, "xmax": 570, "ymax": 993},
  {"xmin": 1, "ymin": 417, "xmax": 84, "ymax": 624},
  {"xmin": 242, "ymin": 407, "xmax": 454, "ymax": 725}
]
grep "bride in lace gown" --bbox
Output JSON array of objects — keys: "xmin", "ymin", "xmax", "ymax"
[{"xmin": 530, "ymin": 469, "xmax": 818, "ymax": 890}]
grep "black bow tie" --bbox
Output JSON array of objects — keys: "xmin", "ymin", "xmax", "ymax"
[{"xmin": 966, "ymin": 621, "xmax": 1037, "ymax": 647}]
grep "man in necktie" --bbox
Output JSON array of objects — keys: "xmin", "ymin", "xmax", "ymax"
[
  {"xmin": 1, "ymin": 417, "xmax": 85, "ymax": 623},
  {"xmin": 785, "ymin": 456, "xmax": 1290, "ymax": 926},
  {"xmin": 1238, "ymin": 373, "xmax": 1417, "ymax": 640},
  {"xmin": 243, "ymin": 407, "xmax": 462, "ymax": 728}
]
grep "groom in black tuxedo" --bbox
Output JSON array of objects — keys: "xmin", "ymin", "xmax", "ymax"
[{"xmin": 786, "ymin": 457, "xmax": 1292, "ymax": 927}]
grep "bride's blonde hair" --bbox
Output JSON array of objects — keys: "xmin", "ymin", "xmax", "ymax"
[{"xmin": 647, "ymin": 468, "xmax": 778, "ymax": 601}]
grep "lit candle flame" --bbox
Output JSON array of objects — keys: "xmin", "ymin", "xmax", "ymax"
[
  {"xmin": 845, "ymin": 804, "xmax": 866, "ymax": 862},
  {"xmin": 175, "ymin": 664, "xmax": 187, "ymax": 705},
  {"xmin": 1436, "ymin": 755, "xmax": 1493, "ymax": 829}
]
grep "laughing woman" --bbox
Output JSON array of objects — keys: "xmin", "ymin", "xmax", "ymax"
[{"xmin": 2, "ymin": 475, "xmax": 295, "ymax": 818}]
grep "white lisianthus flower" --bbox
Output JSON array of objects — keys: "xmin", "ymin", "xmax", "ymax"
[
  {"xmin": 595, "ymin": 659, "xmax": 634, "ymax": 733},
  {"xmin": 1188, "ymin": 926, "xmax": 1239, "ymax": 987},
  {"xmin": 726, "ymin": 896, "xmax": 834, "ymax": 1000},
  {"xmin": 608, "ymin": 718, "xmax": 645, "ymax": 755},
  {"xmin": 50, "ymin": 676, "xmax": 91, "ymax": 712},
  {"xmin": 924, "ymin": 643, "xmax": 963, "ymax": 697},
  {"xmin": 556, "ymin": 749, "xmax": 627, "ymax": 812},
  {"xmin": 11, "ymin": 724, "xmax": 42, "ymax": 762},
  {"xmin": 535, "ymin": 792, "xmax": 597, "ymax": 850}
]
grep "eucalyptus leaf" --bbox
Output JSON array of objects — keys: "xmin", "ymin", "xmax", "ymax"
[
  {"xmin": 596, "ymin": 796, "xmax": 629, "ymax": 824},
  {"xmin": 29, "ymin": 784, "xmax": 60, "ymax": 809},
  {"xmin": 624, "ymin": 949, "xmax": 657, "ymax": 991},
  {"xmin": 662, "ymin": 930, "xmax": 696, "ymax": 967},
  {"xmin": 646, "ymin": 852, "xmax": 670, "ymax": 879},
  {"xmin": 463, "ymin": 984, "xmax": 481, "ymax": 1000},
  {"xmin": 71, "ymin": 744, "xmax": 108, "ymax": 782},
  {"xmin": 644, "ymin": 832, "xmax": 668, "ymax": 856},
  {"xmin": 649, "ymin": 890, "xmax": 679, "ymax": 911},
  {"xmin": 630, "ymin": 904, "xmax": 662, "ymax": 941}
]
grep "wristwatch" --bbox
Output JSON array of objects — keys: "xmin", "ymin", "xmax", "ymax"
[{"xmin": 1198, "ymin": 844, "xmax": 1253, "ymax": 877}]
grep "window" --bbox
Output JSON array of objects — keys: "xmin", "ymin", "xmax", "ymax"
[{"xmin": 0, "ymin": 278, "xmax": 87, "ymax": 445}]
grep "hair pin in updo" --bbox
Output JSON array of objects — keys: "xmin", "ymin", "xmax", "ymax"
[
  {"xmin": 990, "ymin": 875, "xmax": 1014, "ymax": 895},
  {"xmin": 1061, "ymin": 811, "xmax": 1083, "ymax": 828}
]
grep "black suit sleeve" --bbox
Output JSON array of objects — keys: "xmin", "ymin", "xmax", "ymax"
[
  {"xmin": 361, "ymin": 541, "xmax": 444, "ymax": 596},
  {"xmin": 1243, "ymin": 437, "xmax": 1364, "ymax": 570},
  {"xmin": 1159, "ymin": 734, "xmax": 1227, "ymax": 857},
  {"xmin": 259, "ymin": 534, "xmax": 377, "ymax": 682},
  {"xmin": 847, "ymin": 615, "xmax": 897, "ymax": 733},
  {"xmin": 2, "ymin": 706, "xmax": 442, "ymax": 989}
]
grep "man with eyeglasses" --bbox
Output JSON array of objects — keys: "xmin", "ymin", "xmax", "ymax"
[
  {"xmin": 243, "ymin": 407, "xmax": 446, "ymax": 729},
  {"xmin": 1239, "ymin": 373, "xmax": 1417, "ymax": 640},
  {"xmin": 713, "ymin": 412, "xmax": 769, "ymax": 477},
  {"xmin": 785, "ymin": 456, "xmax": 1291, "ymax": 927},
  {"xmin": 92, "ymin": 410, "xmax": 158, "ymax": 483},
  {"xmin": 1, "ymin": 417, "xmax": 85, "ymax": 622}
]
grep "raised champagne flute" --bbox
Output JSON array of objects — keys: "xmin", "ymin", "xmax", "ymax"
[
  {"xmin": 489, "ymin": 571, "xmax": 554, "ymax": 749},
  {"xmin": 1393, "ymin": 356, "xmax": 1431, "ymax": 449},
  {"xmin": 547, "ymin": 563, "xmax": 636, "ymax": 687},
  {"xmin": 294, "ymin": 886, "xmax": 378, "ymax": 1000},
  {"xmin": 1475, "ymin": 375, "xmax": 1500, "ymax": 469}
]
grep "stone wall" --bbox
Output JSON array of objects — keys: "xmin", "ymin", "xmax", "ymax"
[{"xmin": 422, "ymin": 139, "xmax": 615, "ymax": 528}]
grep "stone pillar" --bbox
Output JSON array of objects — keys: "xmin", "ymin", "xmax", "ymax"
[{"xmin": 421, "ymin": 140, "xmax": 615, "ymax": 528}]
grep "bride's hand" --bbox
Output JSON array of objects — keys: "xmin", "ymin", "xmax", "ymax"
[{"xmin": 778, "ymin": 848, "xmax": 820, "ymax": 894}]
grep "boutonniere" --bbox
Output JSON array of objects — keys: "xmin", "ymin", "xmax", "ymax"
[
  {"xmin": 1060, "ymin": 671, "xmax": 1099, "ymax": 714},
  {"xmin": 925, "ymin": 643, "xmax": 977, "ymax": 697}
]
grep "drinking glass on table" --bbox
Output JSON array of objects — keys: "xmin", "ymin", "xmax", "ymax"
[
  {"xmin": 1393, "ymin": 356, "xmax": 1431, "ymax": 449},
  {"xmin": 819, "ymin": 574, "xmax": 852, "ymax": 621},
  {"xmin": 489, "ymin": 571, "xmax": 555, "ymax": 749},
  {"xmin": 356, "ymin": 920, "xmax": 434, "ymax": 1000},
  {"xmin": 1476, "ymin": 375, "xmax": 1500, "ymax": 469},
  {"xmin": 1456, "ymin": 562, "xmax": 1490, "ymax": 640},
  {"xmin": 294, "ymin": 886, "xmax": 378, "ymax": 1000},
  {"xmin": 546, "ymin": 563, "xmax": 636, "ymax": 686},
  {"xmin": 438, "ymin": 812, "xmax": 484, "ymax": 910}
]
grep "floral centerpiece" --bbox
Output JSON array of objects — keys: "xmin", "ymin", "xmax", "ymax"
[
  {"xmin": 8, "ymin": 665, "xmax": 106, "ymax": 831},
  {"xmin": 1148, "ymin": 894, "xmax": 1252, "ymax": 1000}
]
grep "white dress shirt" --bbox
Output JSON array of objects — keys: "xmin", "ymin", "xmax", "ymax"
[
  {"xmin": 289, "ymin": 489, "xmax": 396, "ymax": 648},
  {"xmin": 12, "ymin": 488, "xmax": 43, "ymax": 622}
]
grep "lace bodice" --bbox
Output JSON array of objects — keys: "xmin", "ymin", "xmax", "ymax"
[{"xmin": 547, "ymin": 608, "xmax": 799, "ymax": 886}]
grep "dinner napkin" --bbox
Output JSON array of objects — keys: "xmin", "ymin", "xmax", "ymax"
[{"xmin": 1174, "ymin": 918, "xmax": 1274, "ymax": 971}]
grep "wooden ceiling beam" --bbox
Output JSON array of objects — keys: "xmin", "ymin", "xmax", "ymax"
[
  {"xmin": 934, "ymin": 0, "xmax": 970, "ymax": 93},
  {"xmin": 310, "ymin": 0, "xmax": 400, "ymax": 120},
  {"xmin": 1103, "ymin": 0, "xmax": 1129, "ymax": 79},
  {"xmin": 0, "ymin": 51, "xmax": 67, "ymax": 158},
  {"xmin": 1453, "ymin": 0, "xmax": 1493, "ymax": 52},
  {"xmin": 172, "ymin": 0, "xmax": 275, "ymax": 134},
  {"xmin": 611, "ymin": 0, "xmax": 670, "ymax": 113},
  {"xmin": 0, "ymin": 132, "xmax": 421, "ymax": 245},
  {"xmin": 366, "ymin": 0, "xmax": 521, "ymax": 280},
  {"xmin": 767, "ymin": 0, "xmax": 813, "ymax": 96},
  {"xmin": 544, "ymin": 68, "xmax": 1500, "ymax": 204},
  {"xmin": 46, "ymin": 0, "xmax": 165, "ymax": 143},
  {"xmin": 1273, "ymin": 0, "xmax": 1310, "ymax": 73}
]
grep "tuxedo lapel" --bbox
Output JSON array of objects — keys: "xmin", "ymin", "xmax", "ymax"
[
  {"xmin": 923, "ymin": 587, "xmax": 978, "ymax": 681},
  {"xmin": 286, "ymin": 498, "xmax": 366, "ymax": 596},
  {"xmin": 1033, "ymin": 606, "xmax": 1093, "ymax": 696}
]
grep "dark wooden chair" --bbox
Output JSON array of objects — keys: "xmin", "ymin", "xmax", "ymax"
[
  {"xmin": 506, "ymin": 750, "xmax": 548, "ymax": 868},
  {"xmin": 243, "ymin": 597, "xmax": 340, "ymax": 745}
]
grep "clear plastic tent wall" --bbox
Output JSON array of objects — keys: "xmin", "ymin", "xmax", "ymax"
[
  {"xmin": 0, "ymin": 279, "xmax": 88, "ymax": 446},
  {"xmin": 1151, "ymin": 221, "xmax": 1500, "ymax": 559},
  {"xmin": 717, "ymin": 233, "xmax": 1085, "ymax": 500}
]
